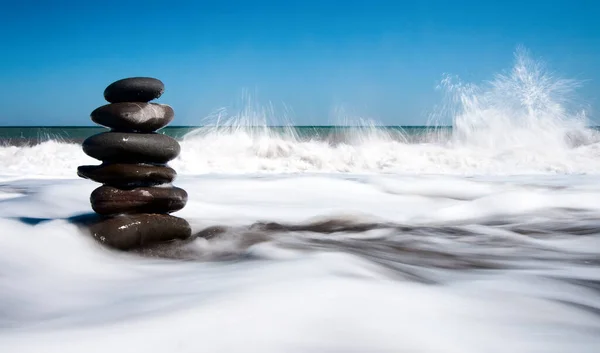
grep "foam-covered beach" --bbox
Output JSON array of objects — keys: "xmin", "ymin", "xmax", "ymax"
[{"xmin": 1, "ymin": 51, "xmax": 600, "ymax": 352}]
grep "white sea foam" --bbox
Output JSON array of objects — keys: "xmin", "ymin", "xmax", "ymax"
[
  {"xmin": 0, "ymin": 174, "xmax": 599, "ymax": 352},
  {"xmin": 3, "ymin": 132, "xmax": 600, "ymax": 176}
]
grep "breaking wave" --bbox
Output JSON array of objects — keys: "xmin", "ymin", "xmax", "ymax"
[{"xmin": 1, "ymin": 48, "xmax": 599, "ymax": 176}]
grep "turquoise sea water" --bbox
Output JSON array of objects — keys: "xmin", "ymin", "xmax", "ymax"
[
  {"xmin": 0, "ymin": 126, "xmax": 197, "ymax": 141},
  {"xmin": 0, "ymin": 126, "xmax": 449, "ymax": 145}
]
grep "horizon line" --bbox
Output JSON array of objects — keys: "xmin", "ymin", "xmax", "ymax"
[
  {"xmin": 1, "ymin": 125, "xmax": 452, "ymax": 128},
  {"xmin": 2, "ymin": 125, "xmax": 600, "ymax": 129}
]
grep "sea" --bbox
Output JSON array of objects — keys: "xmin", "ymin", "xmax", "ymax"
[{"xmin": 1, "ymin": 51, "xmax": 600, "ymax": 352}]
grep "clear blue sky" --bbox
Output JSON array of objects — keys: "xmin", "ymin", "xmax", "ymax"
[{"xmin": 0, "ymin": 0, "xmax": 598, "ymax": 126}]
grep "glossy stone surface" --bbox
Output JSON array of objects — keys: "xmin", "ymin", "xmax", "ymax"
[
  {"xmin": 82, "ymin": 132, "xmax": 180, "ymax": 164},
  {"xmin": 77, "ymin": 163, "xmax": 176, "ymax": 186},
  {"xmin": 103, "ymin": 77, "xmax": 164, "ymax": 103},
  {"xmin": 88, "ymin": 213, "xmax": 191, "ymax": 250},
  {"xmin": 90, "ymin": 185, "xmax": 187, "ymax": 215},
  {"xmin": 91, "ymin": 102, "xmax": 174, "ymax": 132}
]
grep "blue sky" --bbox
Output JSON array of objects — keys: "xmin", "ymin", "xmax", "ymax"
[{"xmin": 0, "ymin": 0, "xmax": 598, "ymax": 126}]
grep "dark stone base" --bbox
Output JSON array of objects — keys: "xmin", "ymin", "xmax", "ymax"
[{"xmin": 86, "ymin": 213, "xmax": 192, "ymax": 250}]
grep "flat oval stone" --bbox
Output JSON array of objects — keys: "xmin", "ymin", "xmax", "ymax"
[
  {"xmin": 104, "ymin": 77, "xmax": 165, "ymax": 103},
  {"xmin": 78, "ymin": 163, "xmax": 176, "ymax": 186},
  {"xmin": 82, "ymin": 132, "xmax": 180, "ymax": 163},
  {"xmin": 90, "ymin": 185, "xmax": 187, "ymax": 215},
  {"xmin": 88, "ymin": 214, "xmax": 191, "ymax": 250},
  {"xmin": 91, "ymin": 103, "xmax": 174, "ymax": 132}
]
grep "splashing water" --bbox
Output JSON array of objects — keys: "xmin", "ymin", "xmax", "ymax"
[
  {"xmin": 170, "ymin": 47, "xmax": 600, "ymax": 174},
  {"xmin": 438, "ymin": 47, "xmax": 593, "ymax": 149},
  {"xmin": 2, "ymin": 48, "xmax": 600, "ymax": 176}
]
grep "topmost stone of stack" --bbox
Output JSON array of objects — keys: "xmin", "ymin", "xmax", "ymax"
[{"xmin": 104, "ymin": 77, "xmax": 165, "ymax": 103}]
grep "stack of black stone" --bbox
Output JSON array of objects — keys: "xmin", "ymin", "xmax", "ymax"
[{"xmin": 78, "ymin": 77, "xmax": 191, "ymax": 250}]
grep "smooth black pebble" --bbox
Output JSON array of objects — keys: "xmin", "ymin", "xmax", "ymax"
[
  {"xmin": 77, "ymin": 163, "xmax": 176, "ymax": 186},
  {"xmin": 90, "ymin": 185, "xmax": 188, "ymax": 215},
  {"xmin": 82, "ymin": 132, "xmax": 180, "ymax": 164},
  {"xmin": 89, "ymin": 214, "xmax": 191, "ymax": 250},
  {"xmin": 91, "ymin": 102, "xmax": 174, "ymax": 132},
  {"xmin": 104, "ymin": 77, "xmax": 165, "ymax": 103}
]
